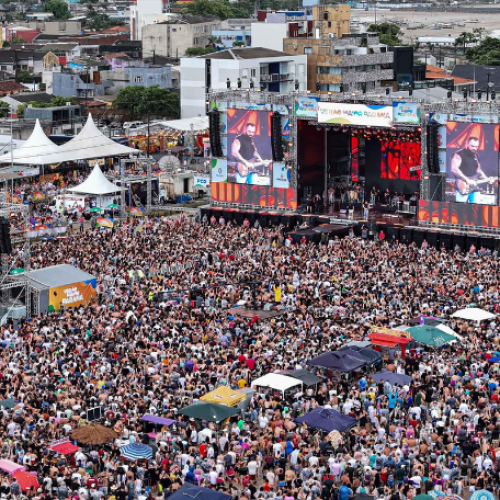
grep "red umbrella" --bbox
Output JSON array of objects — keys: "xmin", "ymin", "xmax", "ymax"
[{"xmin": 12, "ymin": 471, "xmax": 39, "ymax": 491}]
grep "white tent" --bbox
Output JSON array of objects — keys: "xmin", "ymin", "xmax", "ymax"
[
  {"xmin": 251, "ymin": 373, "xmax": 302, "ymax": 395},
  {"xmin": 452, "ymin": 307, "xmax": 496, "ymax": 322},
  {"xmin": 436, "ymin": 324, "xmax": 463, "ymax": 342},
  {"xmin": 68, "ymin": 165, "xmax": 122, "ymax": 195},
  {"xmin": 0, "ymin": 119, "xmax": 60, "ymax": 165}
]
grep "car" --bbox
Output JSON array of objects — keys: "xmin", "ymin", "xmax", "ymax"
[{"xmin": 123, "ymin": 121, "xmax": 144, "ymax": 130}]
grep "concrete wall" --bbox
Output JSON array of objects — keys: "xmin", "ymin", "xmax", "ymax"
[
  {"xmin": 125, "ymin": 66, "xmax": 173, "ymax": 88},
  {"xmin": 180, "ymin": 57, "xmax": 206, "ymax": 119},
  {"xmin": 251, "ymin": 23, "xmax": 288, "ymax": 51}
]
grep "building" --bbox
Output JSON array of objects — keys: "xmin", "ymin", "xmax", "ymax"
[
  {"xmin": 0, "ymin": 50, "xmax": 45, "ymax": 76},
  {"xmin": 27, "ymin": 20, "xmax": 82, "ymax": 36},
  {"xmin": 425, "ymin": 64, "xmax": 475, "ymax": 93},
  {"xmin": 452, "ymin": 64, "xmax": 500, "ymax": 93},
  {"xmin": 211, "ymin": 28, "xmax": 251, "ymax": 49},
  {"xmin": 23, "ymin": 104, "xmax": 82, "ymax": 135},
  {"xmin": 283, "ymin": 32, "xmax": 393, "ymax": 93},
  {"xmin": 52, "ymin": 71, "xmax": 114, "ymax": 99},
  {"xmin": 0, "ymin": 81, "xmax": 28, "ymax": 96},
  {"xmin": 142, "ymin": 16, "xmax": 221, "ymax": 58},
  {"xmin": 100, "ymin": 65, "xmax": 173, "ymax": 93},
  {"xmin": 130, "ymin": 0, "xmax": 162, "ymax": 41},
  {"xmin": 2, "ymin": 92, "xmax": 54, "ymax": 114},
  {"xmin": 180, "ymin": 47, "xmax": 307, "ymax": 119}
]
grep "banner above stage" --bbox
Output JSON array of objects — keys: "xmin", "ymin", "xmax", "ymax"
[{"xmin": 318, "ymin": 102, "xmax": 393, "ymax": 127}]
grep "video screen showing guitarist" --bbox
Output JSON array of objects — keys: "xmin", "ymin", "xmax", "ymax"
[
  {"xmin": 451, "ymin": 136, "xmax": 497, "ymax": 203},
  {"xmin": 230, "ymin": 122, "xmax": 272, "ymax": 185}
]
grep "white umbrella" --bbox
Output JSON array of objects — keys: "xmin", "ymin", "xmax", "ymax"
[
  {"xmin": 436, "ymin": 324, "xmax": 463, "ymax": 342},
  {"xmin": 452, "ymin": 307, "xmax": 496, "ymax": 322}
]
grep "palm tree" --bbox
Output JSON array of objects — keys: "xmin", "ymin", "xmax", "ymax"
[{"xmin": 233, "ymin": 41, "xmax": 245, "ymax": 47}]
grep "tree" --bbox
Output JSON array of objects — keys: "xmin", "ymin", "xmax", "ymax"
[
  {"xmin": 454, "ymin": 31, "xmax": 475, "ymax": 53},
  {"xmin": 466, "ymin": 36, "xmax": 500, "ymax": 65},
  {"xmin": 368, "ymin": 22, "xmax": 402, "ymax": 46},
  {"xmin": 0, "ymin": 102, "xmax": 9, "ymax": 118},
  {"xmin": 233, "ymin": 40, "xmax": 245, "ymax": 47},
  {"xmin": 179, "ymin": 0, "xmax": 252, "ymax": 20},
  {"xmin": 17, "ymin": 70, "xmax": 34, "ymax": 83},
  {"xmin": 17, "ymin": 97, "xmax": 76, "ymax": 118},
  {"xmin": 43, "ymin": 0, "xmax": 71, "ymax": 19},
  {"xmin": 185, "ymin": 47, "xmax": 215, "ymax": 56},
  {"xmin": 112, "ymin": 85, "xmax": 180, "ymax": 120}
]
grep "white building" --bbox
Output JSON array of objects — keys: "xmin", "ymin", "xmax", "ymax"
[
  {"xmin": 130, "ymin": 0, "xmax": 162, "ymax": 41},
  {"xmin": 180, "ymin": 47, "xmax": 307, "ymax": 119}
]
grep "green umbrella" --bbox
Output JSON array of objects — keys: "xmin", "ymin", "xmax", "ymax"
[
  {"xmin": 10, "ymin": 268, "xmax": 25, "ymax": 275},
  {"xmin": 407, "ymin": 325, "xmax": 455, "ymax": 348},
  {"xmin": 413, "ymin": 495, "xmax": 433, "ymax": 500},
  {"xmin": 0, "ymin": 399, "xmax": 16, "ymax": 409},
  {"xmin": 106, "ymin": 204, "xmax": 119, "ymax": 209},
  {"xmin": 178, "ymin": 402, "xmax": 239, "ymax": 423},
  {"xmin": 90, "ymin": 207, "xmax": 102, "ymax": 213}
]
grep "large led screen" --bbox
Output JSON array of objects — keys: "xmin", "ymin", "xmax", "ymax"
[
  {"xmin": 227, "ymin": 109, "xmax": 273, "ymax": 186},
  {"xmin": 445, "ymin": 122, "xmax": 499, "ymax": 205}
]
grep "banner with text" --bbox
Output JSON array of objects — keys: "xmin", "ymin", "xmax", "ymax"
[
  {"xmin": 393, "ymin": 102, "xmax": 421, "ymax": 124},
  {"xmin": 294, "ymin": 96, "xmax": 320, "ymax": 118},
  {"xmin": 318, "ymin": 103, "xmax": 393, "ymax": 127},
  {"xmin": 48, "ymin": 281, "xmax": 96, "ymax": 312}
]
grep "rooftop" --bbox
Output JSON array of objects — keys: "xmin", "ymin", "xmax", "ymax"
[
  {"xmin": 158, "ymin": 15, "xmax": 219, "ymax": 25},
  {"xmin": 9, "ymin": 92, "xmax": 54, "ymax": 103},
  {"xmin": 28, "ymin": 264, "xmax": 95, "ymax": 289},
  {"xmin": 426, "ymin": 64, "xmax": 476, "ymax": 86},
  {"xmin": 199, "ymin": 47, "xmax": 292, "ymax": 59},
  {"xmin": 0, "ymin": 81, "xmax": 28, "ymax": 93},
  {"xmin": 452, "ymin": 64, "xmax": 500, "ymax": 91}
]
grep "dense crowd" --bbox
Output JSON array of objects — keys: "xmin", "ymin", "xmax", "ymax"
[{"xmin": 1, "ymin": 217, "xmax": 500, "ymax": 500}]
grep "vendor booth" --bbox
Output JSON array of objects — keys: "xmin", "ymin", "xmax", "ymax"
[{"xmin": 28, "ymin": 264, "xmax": 96, "ymax": 314}]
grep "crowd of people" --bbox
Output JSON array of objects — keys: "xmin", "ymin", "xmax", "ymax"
[{"xmin": 1, "ymin": 215, "xmax": 500, "ymax": 500}]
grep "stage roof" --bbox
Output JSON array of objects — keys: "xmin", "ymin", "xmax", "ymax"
[{"xmin": 28, "ymin": 264, "xmax": 95, "ymax": 289}]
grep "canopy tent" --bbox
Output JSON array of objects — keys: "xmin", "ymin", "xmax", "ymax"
[
  {"xmin": 167, "ymin": 483, "xmax": 231, "ymax": 500},
  {"xmin": 0, "ymin": 119, "xmax": 60, "ymax": 165},
  {"xmin": 0, "ymin": 459, "xmax": 25, "ymax": 474},
  {"xmin": 251, "ymin": 373, "xmax": 303, "ymax": 395},
  {"xmin": 338, "ymin": 347, "xmax": 383, "ymax": 365},
  {"xmin": 280, "ymin": 369, "xmax": 322, "ymax": 387},
  {"xmin": 343, "ymin": 341, "xmax": 372, "ymax": 349},
  {"xmin": 452, "ymin": 307, "xmax": 496, "ymax": 322},
  {"xmin": 178, "ymin": 402, "xmax": 239, "ymax": 423},
  {"xmin": 367, "ymin": 332, "xmax": 412, "ymax": 358},
  {"xmin": 307, "ymin": 352, "xmax": 367, "ymax": 373},
  {"xmin": 407, "ymin": 325, "xmax": 455, "ymax": 348},
  {"xmin": 371, "ymin": 371, "xmax": 413, "ymax": 386},
  {"xmin": 141, "ymin": 415, "xmax": 178, "ymax": 426},
  {"xmin": 159, "ymin": 116, "xmax": 208, "ymax": 132},
  {"xmin": 200, "ymin": 386, "xmax": 246, "ymax": 407},
  {"xmin": 68, "ymin": 165, "xmax": 122, "ymax": 195},
  {"xmin": 48, "ymin": 440, "xmax": 79, "ymax": 455},
  {"xmin": 436, "ymin": 324, "xmax": 464, "ymax": 341},
  {"xmin": 296, "ymin": 407, "xmax": 357, "ymax": 433}
]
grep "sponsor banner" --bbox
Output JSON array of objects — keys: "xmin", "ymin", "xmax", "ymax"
[
  {"xmin": 393, "ymin": 102, "xmax": 421, "ymax": 124},
  {"xmin": 194, "ymin": 175, "xmax": 210, "ymax": 188},
  {"xmin": 294, "ymin": 96, "xmax": 320, "ymax": 118},
  {"xmin": 212, "ymin": 158, "xmax": 227, "ymax": 183},
  {"xmin": 318, "ymin": 103, "xmax": 393, "ymax": 127},
  {"xmin": 272, "ymin": 162, "xmax": 290, "ymax": 189},
  {"xmin": 228, "ymin": 102, "xmax": 272, "ymax": 111},
  {"xmin": 48, "ymin": 281, "xmax": 96, "ymax": 312}
]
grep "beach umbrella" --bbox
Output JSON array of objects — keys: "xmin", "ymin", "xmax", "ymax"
[
  {"xmin": 9, "ymin": 269, "xmax": 25, "ymax": 275},
  {"xmin": 453, "ymin": 307, "xmax": 496, "ymax": 321},
  {"xmin": 469, "ymin": 491, "xmax": 496, "ymax": 500},
  {"xmin": 0, "ymin": 459, "xmax": 25, "ymax": 474},
  {"xmin": 12, "ymin": 471, "xmax": 39, "ymax": 491},
  {"xmin": 295, "ymin": 407, "xmax": 357, "ymax": 433},
  {"xmin": 72, "ymin": 423, "xmax": 119, "ymax": 446},
  {"xmin": 106, "ymin": 204, "xmax": 119, "ymax": 209},
  {"xmin": 407, "ymin": 325, "xmax": 455, "ymax": 348},
  {"xmin": 427, "ymin": 492, "xmax": 444, "ymax": 500},
  {"xmin": 178, "ymin": 402, "xmax": 239, "ymax": 423},
  {"xmin": 120, "ymin": 443, "xmax": 153, "ymax": 461},
  {"xmin": 0, "ymin": 399, "xmax": 16, "ymax": 409},
  {"xmin": 441, "ymin": 496, "xmax": 463, "ymax": 500},
  {"xmin": 95, "ymin": 217, "xmax": 114, "ymax": 228},
  {"xmin": 371, "ymin": 371, "xmax": 413, "ymax": 386},
  {"xmin": 128, "ymin": 207, "xmax": 143, "ymax": 216},
  {"xmin": 90, "ymin": 207, "xmax": 102, "ymax": 213}
]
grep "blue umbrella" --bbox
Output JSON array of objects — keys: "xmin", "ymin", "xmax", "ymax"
[
  {"xmin": 295, "ymin": 407, "xmax": 357, "ymax": 433},
  {"xmin": 120, "ymin": 443, "xmax": 153, "ymax": 461},
  {"xmin": 469, "ymin": 491, "xmax": 496, "ymax": 500},
  {"xmin": 168, "ymin": 484, "xmax": 231, "ymax": 500},
  {"xmin": 489, "ymin": 357, "xmax": 500, "ymax": 363},
  {"xmin": 372, "ymin": 371, "xmax": 413, "ymax": 386}
]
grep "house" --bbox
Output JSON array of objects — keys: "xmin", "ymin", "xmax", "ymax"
[
  {"xmin": 24, "ymin": 104, "xmax": 82, "ymax": 135},
  {"xmin": 142, "ymin": 16, "xmax": 221, "ymax": 58},
  {"xmin": 427, "ymin": 64, "xmax": 476, "ymax": 93},
  {"xmin": 0, "ymin": 81, "xmax": 28, "ymax": 96},
  {"xmin": 2, "ymin": 92, "xmax": 54, "ymax": 114},
  {"xmin": 0, "ymin": 49, "xmax": 46, "ymax": 76},
  {"xmin": 180, "ymin": 47, "xmax": 307, "ymax": 118},
  {"xmin": 35, "ymin": 43, "xmax": 81, "ymax": 66},
  {"xmin": 52, "ymin": 71, "xmax": 114, "ymax": 99},
  {"xmin": 100, "ymin": 65, "xmax": 173, "ymax": 93}
]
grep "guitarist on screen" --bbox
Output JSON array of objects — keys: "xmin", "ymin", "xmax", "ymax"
[
  {"xmin": 231, "ymin": 122, "xmax": 272, "ymax": 184},
  {"xmin": 451, "ymin": 136, "xmax": 496, "ymax": 203}
]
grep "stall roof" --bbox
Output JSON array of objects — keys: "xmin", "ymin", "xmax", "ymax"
[
  {"xmin": 280, "ymin": 369, "xmax": 321, "ymax": 387},
  {"xmin": 28, "ymin": 264, "xmax": 95, "ymax": 288},
  {"xmin": 140, "ymin": 415, "xmax": 177, "ymax": 426},
  {"xmin": 157, "ymin": 116, "xmax": 208, "ymax": 132},
  {"xmin": 251, "ymin": 373, "xmax": 302, "ymax": 393},
  {"xmin": 367, "ymin": 333, "xmax": 412, "ymax": 348},
  {"xmin": 68, "ymin": 165, "xmax": 122, "ymax": 195},
  {"xmin": 200, "ymin": 386, "xmax": 246, "ymax": 407}
]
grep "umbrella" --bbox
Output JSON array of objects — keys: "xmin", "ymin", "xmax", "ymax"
[
  {"xmin": 295, "ymin": 407, "xmax": 357, "ymax": 433},
  {"xmin": 353, "ymin": 494, "xmax": 374, "ymax": 500},
  {"xmin": 106, "ymin": 204, "xmax": 119, "ymax": 209},
  {"xmin": 453, "ymin": 307, "xmax": 496, "ymax": 321},
  {"xmin": 441, "ymin": 496, "xmax": 463, "ymax": 500},
  {"xmin": 95, "ymin": 217, "xmax": 114, "ymax": 228},
  {"xmin": 489, "ymin": 356, "xmax": 500, "ymax": 363},
  {"xmin": 469, "ymin": 491, "xmax": 496, "ymax": 500},
  {"xmin": 178, "ymin": 402, "xmax": 239, "ymax": 423},
  {"xmin": 128, "ymin": 207, "xmax": 143, "ymax": 216},
  {"xmin": 371, "ymin": 371, "xmax": 413, "ymax": 386},
  {"xmin": 407, "ymin": 325, "xmax": 455, "ymax": 348},
  {"xmin": 120, "ymin": 443, "xmax": 153, "ymax": 461},
  {"xmin": 0, "ymin": 399, "xmax": 16, "ymax": 409},
  {"xmin": 168, "ymin": 483, "xmax": 232, "ymax": 500},
  {"xmin": 307, "ymin": 351, "xmax": 367, "ymax": 373},
  {"xmin": 413, "ymin": 495, "xmax": 434, "ymax": 500},
  {"xmin": 0, "ymin": 459, "xmax": 25, "ymax": 474},
  {"xmin": 436, "ymin": 324, "xmax": 463, "ymax": 341},
  {"xmin": 12, "ymin": 471, "xmax": 39, "ymax": 491},
  {"xmin": 89, "ymin": 207, "xmax": 102, "ymax": 213},
  {"xmin": 72, "ymin": 423, "xmax": 119, "ymax": 445},
  {"xmin": 9, "ymin": 268, "xmax": 25, "ymax": 275}
]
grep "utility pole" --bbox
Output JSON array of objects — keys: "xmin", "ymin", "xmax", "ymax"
[{"xmin": 487, "ymin": 67, "xmax": 495, "ymax": 101}]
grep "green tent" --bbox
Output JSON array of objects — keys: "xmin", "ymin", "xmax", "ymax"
[
  {"xmin": 178, "ymin": 402, "xmax": 239, "ymax": 422},
  {"xmin": 90, "ymin": 207, "xmax": 102, "ymax": 213},
  {"xmin": 9, "ymin": 268, "xmax": 25, "ymax": 275},
  {"xmin": 407, "ymin": 325, "xmax": 455, "ymax": 348}
]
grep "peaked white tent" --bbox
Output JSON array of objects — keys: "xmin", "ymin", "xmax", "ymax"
[
  {"xmin": 0, "ymin": 120, "xmax": 61, "ymax": 165},
  {"xmin": 68, "ymin": 165, "xmax": 122, "ymax": 195}
]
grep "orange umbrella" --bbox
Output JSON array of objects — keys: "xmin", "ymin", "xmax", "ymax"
[{"xmin": 12, "ymin": 471, "xmax": 39, "ymax": 491}]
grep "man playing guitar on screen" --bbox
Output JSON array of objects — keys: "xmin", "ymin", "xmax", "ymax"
[
  {"xmin": 451, "ymin": 136, "xmax": 496, "ymax": 203},
  {"xmin": 231, "ymin": 122, "xmax": 272, "ymax": 184}
]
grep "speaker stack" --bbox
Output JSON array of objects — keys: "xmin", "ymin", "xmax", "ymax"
[
  {"xmin": 208, "ymin": 109, "xmax": 223, "ymax": 157},
  {"xmin": 452, "ymin": 234, "xmax": 465, "ymax": 251},
  {"xmin": 0, "ymin": 218, "xmax": 12, "ymax": 255},
  {"xmin": 271, "ymin": 112, "xmax": 284, "ymax": 162},
  {"xmin": 400, "ymin": 227, "xmax": 413, "ymax": 244},
  {"xmin": 427, "ymin": 124, "xmax": 439, "ymax": 174},
  {"xmin": 426, "ymin": 231, "xmax": 439, "ymax": 248},
  {"xmin": 440, "ymin": 233, "xmax": 452, "ymax": 250}
]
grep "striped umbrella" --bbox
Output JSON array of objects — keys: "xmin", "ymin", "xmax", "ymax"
[
  {"xmin": 442, "ymin": 496, "xmax": 463, "ymax": 500},
  {"xmin": 120, "ymin": 443, "xmax": 153, "ymax": 461},
  {"xmin": 428, "ymin": 492, "xmax": 445, "ymax": 500}
]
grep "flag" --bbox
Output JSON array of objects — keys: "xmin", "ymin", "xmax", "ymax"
[{"xmin": 420, "ymin": 314, "xmax": 424, "ymax": 325}]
